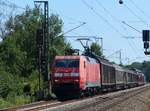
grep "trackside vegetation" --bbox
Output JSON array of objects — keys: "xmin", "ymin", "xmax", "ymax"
[
  {"xmin": 0, "ymin": 7, "xmax": 71, "ymax": 108},
  {"xmin": 0, "ymin": 6, "xmax": 149, "ymax": 109}
]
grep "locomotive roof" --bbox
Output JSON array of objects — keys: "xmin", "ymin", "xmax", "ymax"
[{"xmin": 55, "ymin": 56, "xmax": 81, "ymax": 60}]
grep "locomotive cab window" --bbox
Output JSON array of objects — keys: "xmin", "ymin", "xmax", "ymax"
[{"xmin": 55, "ymin": 59, "xmax": 79, "ymax": 68}]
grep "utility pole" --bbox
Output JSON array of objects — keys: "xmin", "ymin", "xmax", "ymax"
[
  {"xmin": 34, "ymin": 0, "xmax": 49, "ymax": 100},
  {"xmin": 107, "ymin": 49, "xmax": 122, "ymax": 65},
  {"xmin": 119, "ymin": 49, "xmax": 122, "ymax": 65}
]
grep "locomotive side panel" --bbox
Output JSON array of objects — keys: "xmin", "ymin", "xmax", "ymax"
[
  {"xmin": 84, "ymin": 57, "xmax": 101, "ymax": 89},
  {"xmin": 79, "ymin": 56, "xmax": 87, "ymax": 90}
]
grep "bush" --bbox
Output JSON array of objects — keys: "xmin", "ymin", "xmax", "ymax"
[
  {"xmin": 0, "ymin": 95, "xmax": 30, "ymax": 109},
  {"xmin": 0, "ymin": 98, "xmax": 11, "ymax": 109},
  {"xmin": 6, "ymin": 94, "xmax": 30, "ymax": 106},
  {"xmin": 0, "ymin": 71, "xmax": 31, "ymax": 108},
  {"xmin": 0, "ymin": 71, "xmax": 13, "ymax": 98}
]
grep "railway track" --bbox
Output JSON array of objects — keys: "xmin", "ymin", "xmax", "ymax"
[
  {"xmin": 1, "ymin": 100, "xmax": 60, "ymax": 111},
  {"xmin": 1, "ymin": 98, "xmax": 79, "ymax": 111},
  {"xmin": 1, "ymin": 84, "xmax": 149, "ymax": 111},
  {"xmin": 43, "ymin": 84, "xmax": 150, "ymax": 111},
  {"xmin": 69, "ymin": 84, "xmax": 150, "ymax": 111}
]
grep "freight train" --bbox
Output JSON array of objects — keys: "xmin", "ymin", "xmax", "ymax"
[{"xmin": 51, "ymin": 51, "xmax": 145, "ymax": 98}]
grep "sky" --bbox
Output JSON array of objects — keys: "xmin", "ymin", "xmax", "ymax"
[{"xmin": 2, "ymin": 0, "xmax": 150, "ymax": 65}]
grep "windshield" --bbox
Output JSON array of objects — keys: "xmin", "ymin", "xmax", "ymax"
[{"xmin": 55, "ymin": 59, "xmax": 79, "ymax": 68}]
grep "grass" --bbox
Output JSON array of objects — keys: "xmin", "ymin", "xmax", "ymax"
[{"xmin": 0, "ymin": 95, "xmax": 30, "ymax": 109}]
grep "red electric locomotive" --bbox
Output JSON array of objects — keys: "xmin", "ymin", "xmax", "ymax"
[{"xmin": 51, "ymin": 55, "xmax": 100, "ymax": 98}]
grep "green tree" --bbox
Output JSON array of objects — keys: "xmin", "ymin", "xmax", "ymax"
[
  {"xmin": 90, "ymin": 42, "xmax": 103, "ymax": 57},
  {"xmin": 1, "ymin": 7, "xmax": 41, "ymax": 77},
  {"xmin": 49, "ymin": 14, "xmax": 71, "ymax": 67},
  {"xmin": 126, "ymin": 62, "xmax": 142, "ymax": 70},
  {"xmin": 0, "ymin": 6, "xmax": 72, "ymax": 108},
  {"xmin": 0, "ymin": 37, "xmax": 27, "ymax": 76},
  {"xmin": 1, "ymin": 7, "xmax": 71, "ymax": 76},
  {"xmin": 142, "ymin": 61, "xmax": 150, "ymax": 82}
]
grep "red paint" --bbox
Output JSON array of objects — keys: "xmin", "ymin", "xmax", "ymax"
[{"xmin": 51, "ymin": 56, "xmax": 101, "ymax": 91}]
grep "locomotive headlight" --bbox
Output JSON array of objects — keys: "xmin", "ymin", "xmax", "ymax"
[
  {"xmin": 54, "ymin": 73, "xmax": 63, "ymax": 77},
  {"xmin": 71, "ymin": 73, "xmax": 79, "ymax": 77},
  {"xmin": 54, "ymin": 79, "xmax": 58, "ymax": 82}
]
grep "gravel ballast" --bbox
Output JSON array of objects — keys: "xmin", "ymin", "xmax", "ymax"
[{"xmin": 108, "ymin": 87, "xmax": 150, "ymax": 111}]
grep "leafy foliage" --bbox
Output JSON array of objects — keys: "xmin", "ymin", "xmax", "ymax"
[
  {"xmin": 90, "ymin": 42, "xmax": 103, "ymax": 57},
  {"xmin": 49, "ymin": 14, "xmax": 71, "ymax": 66},
  {"xmin": 0, "ymin": 7, "xmax": 71, "ymax": 108}
]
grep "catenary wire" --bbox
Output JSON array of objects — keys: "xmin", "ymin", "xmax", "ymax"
[
  {"xmin": 95, "ymin": 0, "xmax": 134, "ymax": 38},
  {"xmin": 129, "ymin": 0, "xmax": 150, "ymax": 20},
  {"xmin": 81, "ymin": 0, "xmax": 124, "ymax": 36},
  {"xmin": 121, "ymin": 22, "xmax": 146, "ymax": 58},
  {"xmin": 123, "ymin": 3, "xmax": 149, "ymax": 28}
]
